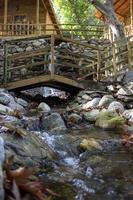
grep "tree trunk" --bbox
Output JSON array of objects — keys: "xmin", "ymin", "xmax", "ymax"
[{"xmin": 91, "ymin": 0, "xmax": 125, "ymax": 38}]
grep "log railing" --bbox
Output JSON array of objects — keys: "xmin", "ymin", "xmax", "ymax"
[
  {"xmin": 1, "ymin": 34, "xmax": 133, "ymax": 86},
  {"xmin": 0, "ymin": 23, "xmax": 105, "ymax": 39}
]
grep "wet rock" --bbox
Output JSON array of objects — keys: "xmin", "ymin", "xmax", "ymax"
[
  {"xmin": 41, "ymin": 112, "xmax": 66, "ymax": 131},
  {"xmin": 16, "ymin": 98, "xmax": 28, "ymax": 107},
  {"xmin": 38, "ymin": 102, "xmax": 51, "ymax": 112},
  {"xmin": 0, "ymin": 93, "xmax": 10, "ymax": 105},
  {"xmin": 108, "ymin": 101, "xmax": 124, "ymax": 114},
  {"xmin": 1, "ymin": 131, "xmax": 50, "ymax": 166},
  {"xmin": 123, "ymin": 109, "xmax": 133, "ymax": 124},
  {"xmin": 33, "ymin": 41, "xmax": 41, "ymax": 47},
  {"xmin": 83, "ymin": 98, "xmax": 101, "ymax": 109},
  {"xmin": 8, "ymin": 101, "xmax": 25, "ymax": 112},
  {"xmin": 0, "ymin": 137, "xmax": 5, "ymax": 200},
  {"xmin": 67, "ymin": 113, "xmax": 82, "ymax": 124},
  {"xmin": 22, "ymin": 116, "xmax": 40, "ymax": 131},
  {"xmin": 98, "ymin": 95, "xmax": 114, "ymax": 108},
  {"xmin": 83, "ymin": 109, "xmax": 100, "ymax": 122},
  {"xmin": 80, "ymin": 138, "xmax": 103, "ymax": 151},
  {"xmin": 95, "ymin": 110, "xmax": 125, "ymax": 130},
  {"xmin": 0, "ymin": 104, "xmax": 13, "ymax": 115}
]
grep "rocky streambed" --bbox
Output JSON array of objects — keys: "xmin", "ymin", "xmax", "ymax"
[{"xmin": 0, "ymin": 80, "xmax": 133, "ymax": 199}]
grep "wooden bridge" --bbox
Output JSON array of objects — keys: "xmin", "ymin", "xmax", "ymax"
[{"xmin": 0, "ymin": 34, "xmax": 133, "ymax": 91}]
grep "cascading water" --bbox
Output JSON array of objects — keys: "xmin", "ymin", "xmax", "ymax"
[{"xmin": 36, "ymin": 129, "xmax": 133, "ymax": 200}]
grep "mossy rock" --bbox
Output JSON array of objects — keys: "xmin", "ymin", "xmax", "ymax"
[{"xmin": 95, "ymin": 110, "xmax": 125, "ymax": 130}]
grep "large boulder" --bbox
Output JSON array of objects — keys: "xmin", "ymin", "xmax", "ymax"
[
  {"xmin": 41, "ymin": 112, "xmax": 66, "ymax": 131},
  {"xmin": 83, "ymin": 109, "xmax": 100, "ymax": 122},
  {"xmin": 95, "ymin": 110, "xmax": 125, "ymax": 130},
  {"xmin": 38, "ymin": 102, "xmax": 51, "ymax": 112},
  {"xmin": 108, "ymin": 101, "xmax": 124, "ymax": 114},
  {"xmin": 98, "ymin": 95, "xmax": 114, "ymax": 108},
  {"xmin": 83, "ymin": 98, "xmax": 101, "ymax": 109}
]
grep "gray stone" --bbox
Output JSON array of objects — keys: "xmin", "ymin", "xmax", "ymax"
[
  {"xmin": 98, "ymin": 95, "xmax": 114, "ymax": 108},
  {"xmin": 38, "ymin": 102, "xmax": 51, "ymax": 112},
  {"xmin": 82, "ymin": 94, "xmax": 91, "ymax": 101},
  {"xmin": 26, "ymin": 46, "xmax": 33, "ymax": 51},
  {"xmin": 16, "ymin": 98, "xmax": 28, "ymax": 107},
  {"xmin": 41, "ymin": 112, "xmax": 66, "ymax": 131},
  {"xmin": 108, "ymin": 101, "xmax": 124, "ymax": 114},
  {"xmin": 67, "ymin": 113, "xmax": 82, "ymax": 123},
  {"xmin": 83, "ymin": 109, "xmax": 100, "ymax": 122},
  {"xmin": 0, "ymin": 104, "xmax": 13, "ymax": 115},
  {"xmin": 0, "ymin": 93, "xmax": 10, "ymax": 105},
  {"xmin": 83, "ymin": 98, "xmax": 101, "ymax": 109},
  {"xmin": 123, "ymin": 109, "xmax": 133, "ymax": 124},
  {"xmin": 33, "ymin": 41, "xmax": 41, "ymax": 47},
  {"xmin": 8, "ymin": 101, "xmax": 25, "ymax": 112}
]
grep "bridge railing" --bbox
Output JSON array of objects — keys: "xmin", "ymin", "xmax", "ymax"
[{"xmin": 1, "ymin": 34, "xmax": 102, "ymax": 85}]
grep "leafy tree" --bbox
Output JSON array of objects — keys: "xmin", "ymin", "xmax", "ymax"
[{"xmin": 53, "ymin": 0, "xmax": 102, "ymax": 38}]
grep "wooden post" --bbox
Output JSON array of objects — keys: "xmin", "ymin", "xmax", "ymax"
[
  {"xmin": 96, "ymin": 49, "xmax": 101, "ymax": 81},
  {"xmin": 127, "ymin": 38, "xmax": 132, "ymax": 69},
  {"xmin": 36, "ymin": 0, "xmax": 40, "ymax": 35},
  {"xmin": 51, "ymin": 34, "xmax": 55, "ymax": 78},
  {"xmin": 112, "ymin": 43, "xmax": 117, "ymax": 76},
  {"xmin": 4, "ymin": 0, "xmax": 8, "ymax": 34},
  {"xmin": 130, "ymin": 0, "xmax": 133, "ymax": 29},
  {"xmin": 3, "ymin": 42, "xmax": 8, "ymax": 84}
]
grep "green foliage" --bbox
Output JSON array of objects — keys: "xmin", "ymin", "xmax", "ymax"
[{"xmin": 52, "ymin": 0, "xmax": 103, "ymax": 38}]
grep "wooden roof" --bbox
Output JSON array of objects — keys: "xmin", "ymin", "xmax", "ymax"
[
  {"xmin": 45, "ymin": 0, "xmax": 61, "ymax": 34},
  {"xmin": 95, "ymin": 0, "xmax": 130, "ymax": 22}
]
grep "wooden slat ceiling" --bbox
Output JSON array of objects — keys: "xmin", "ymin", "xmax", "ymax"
[{"xmin": 95, "ymin": 0, "xmax": 130, "ymax": 21}]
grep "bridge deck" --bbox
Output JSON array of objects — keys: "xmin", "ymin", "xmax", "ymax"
[{"xmin": 2, "ymin": 74, "xmax": 84, "ymax": 91}]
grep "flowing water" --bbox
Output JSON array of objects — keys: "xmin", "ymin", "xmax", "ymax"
[{"xmin": 37, "ymin": 127, "xmax": 133, "ymax": 200}]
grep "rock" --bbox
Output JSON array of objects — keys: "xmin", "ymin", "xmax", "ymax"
[
  {"xmin": 22, "ymin": 116, "xmax": 40, "ymax": 131},
  {"xmin": 83, "ymin": 98, "xmax": 101, "ymax": 109},
  {"xmin": 107, "ymin": 85, "xmax": 115, "ymax": 92},
  {"xmin": 80, "ymin": 138, "xmax": 103, "ymax": 151},
  {"xmin": 98, "ymin": 95, "xmax": 114, "ymax": 108},
  {"xmin": 95, "ymin": 110, "xmax": 125, "ymax": 130},
  {"xmin": 0, "ymin": 137, "xmax": 5, "ymax": 200},
  {"xmin": 123, "ymin": 109, "xmax": 133, "ymax": 124},
  {"xmin": 116, "ymin": 87, "xmax": 133, "ymax": 96},
  {"xmin": 41, "ymin": 112, "xmax": 66, "ymax": 131},
  {"xmin": 82, "ymin": 94, "xmax": 91, "ymax": 101},
  {"xmin": 26, "ymin": 46, "xmax": 33, "ymax": 51},
  {"xmin": 33, "ymin": 41, "xmax": 41, "ymax": 47},
  {"xmin": 83, "ymin": 109, "xmax": 100, "ymax": 122},
  {"xmin": 108, "ymin": 101, "xmax": 124, "ymax": 114},
  {"xmin": 38, "ymin": 102, "xmax": 51, "ymax": 112},
  {"xmin": 16, "ymin": 98, "xmax": 28, "ymax": 107},
  {"xmin": 0, "ymin": 104, "xmax": 13, "ymax": 115},
  {"xmin": 0, "ymin": 93, "xmax": 11, "ymax": 105},
  {"xmin": 1, "ymin": 131, "xmax": 51, "ymax": 167},
  {"xmin": 8, "ymin": 101, "xmax": 25, "ymax": 112},
  {"xmin": 67, "ymin": 113, "xmax": 82, "ymax": 123}
]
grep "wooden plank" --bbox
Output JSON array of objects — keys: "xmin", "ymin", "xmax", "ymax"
[
  {"xmin": 2, "ymin": 75, "xmax": 84, "ymax": 90},
  {"xmin": 51, "ymin": 34, "xmax": 55, "ymax": 77},
  {"xmin": 36, "ymin": 0, "xmax": 40, "ymax": 34}
]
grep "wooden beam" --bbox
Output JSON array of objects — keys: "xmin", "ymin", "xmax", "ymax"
[
  {"xmin": 36, "ymin": 0, "xmax": 40, "ymax": 33},
  {"xmin": 4, "ymin": 0, "xmax": 8, "ymax": 25},
  {"xmin": 130, "ymin": 0, "xmax": 133, "ymax": 27}
]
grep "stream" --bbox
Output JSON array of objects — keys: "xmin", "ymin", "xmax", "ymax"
[{"xmin": 35, "ymin": 127, "xmax": 133, "ymax": 200}]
